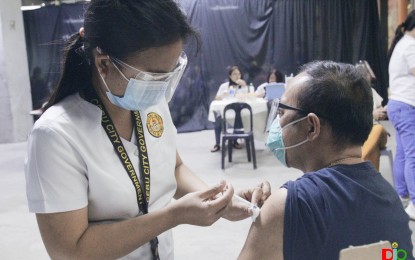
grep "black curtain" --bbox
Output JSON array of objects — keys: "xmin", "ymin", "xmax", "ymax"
[
  {"xmin": 23, "ymin": 0, "xmax": 387, "ymax": 131},
  {"xmin": 171, "ymin": 0, "xmax": 276, "ymax": 131},
  {"xmin": 24, "ymin": 4, "xmax": 85, "ymax": 109},
  {"xmin": 270, "ymin": 0, "xmax": 388, "ymax": 100}
]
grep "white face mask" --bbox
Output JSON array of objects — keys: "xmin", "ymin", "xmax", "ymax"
[{"xmin": 98, "ymin": 50, "xmax": 187, "ymax": 111}]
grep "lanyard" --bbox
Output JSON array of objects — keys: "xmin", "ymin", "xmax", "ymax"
[{"xmin": 85, "ymin": 88, "xmax": 160, "ymax": 260}]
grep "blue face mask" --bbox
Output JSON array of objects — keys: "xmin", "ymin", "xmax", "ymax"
[
  {"xmin": 100, "ymin": 74, "xmax": 169, "ymax": 111},
  {"xmin": 266, "ymin": 115, "xmax": 309, "ymax": 167},
  {"xmin": 97, "ymin": 50, "xmax": 187, "ymax": 111}
]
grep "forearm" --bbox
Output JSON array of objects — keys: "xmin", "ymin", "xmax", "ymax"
[
  {"xmin": 174, "ymin": 161, "xmax": 209, "ymax": 199},
  {"xmin": 38, "ymin": 206, "xmax": 178, "ymax": 260}
]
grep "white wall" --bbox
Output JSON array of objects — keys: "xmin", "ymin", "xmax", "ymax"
[{"xmin": 0, "ymin": 0, "xmax": 33, "ymax": 143}]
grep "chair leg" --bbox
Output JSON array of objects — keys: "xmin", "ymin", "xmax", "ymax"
[
  {"xmin": 221, "ymin": 138, "xmax": 226, "ymax": 169},
  {"xmin": 246, "ymin": 138, "xmax": 251, "ymax": 162},
  {"xmin": 251, "ymin": 137, "xmax": 257, "ymax": 169},
  {"xmin": 387, "ymin": 150, "xmax": 393, "ymax": 173},
  {"xmin": 228, "ymin": 140, "xmax": 233, "ymax": 162}
]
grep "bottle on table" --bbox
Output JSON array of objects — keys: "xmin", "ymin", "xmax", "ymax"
[{"xmin": 249, "ymin": 83, "xmax": 255, "ymax": 93}]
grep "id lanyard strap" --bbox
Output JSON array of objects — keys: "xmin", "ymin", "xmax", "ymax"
[{"xmin": 85, "ymin": 89, "xmax": 160, "ymax": 260}]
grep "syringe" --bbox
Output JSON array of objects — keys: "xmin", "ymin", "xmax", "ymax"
[{"xmin": 233, "ymin": 195, "xmax": 261, "ymax": 222}]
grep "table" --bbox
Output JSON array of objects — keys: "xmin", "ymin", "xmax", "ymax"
[{"xmin": 208, "ymin": 97, "xmax": 268, "ymax": 142}]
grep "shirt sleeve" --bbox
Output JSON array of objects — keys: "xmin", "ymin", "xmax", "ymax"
[
  {"xmin": 404, "ymin": 43, "xmax": 415, "ymax": 70},
  {"xmin": 216, "ymin": 82, "xmax": 228, "ymax": 97},
  {"xmin": 238, "ymin": 85, "xmax": 249, "ymax": 94},
  {"xmin": 25, "ymin": 125, "xmax": 88, "ymax": 213},
  {"xmin": 282, "ymin": 179, "xmax": 328, "ymax": 260},
  {"xmin": 371, "ymin": 88, "xmax": 383, "ymax": 108},
  {"xmin": 255, "ymin": 83, "xmax": 266, "ymax": 96}
]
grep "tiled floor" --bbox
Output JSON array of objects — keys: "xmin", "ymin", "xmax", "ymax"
[{"xmin": 0, "ymin": 121, "xmax": 413, "ymax": 259}]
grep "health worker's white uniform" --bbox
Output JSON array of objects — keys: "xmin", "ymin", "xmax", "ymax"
[{"xmin": 25, "ymin": 94, "xmax": 177, "ymax": 259}]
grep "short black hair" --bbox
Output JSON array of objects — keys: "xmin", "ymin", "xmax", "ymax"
[
  {"xmin": 297, "ymin": 61, "xmax": 373, "ymax": 146},
  {"xmin": 267, "ymin": 69, "xmax": 284, "ymax": 83},
  {"xmin": 228, "ymin": 65, "xmax": 242, "ymax": 86}
]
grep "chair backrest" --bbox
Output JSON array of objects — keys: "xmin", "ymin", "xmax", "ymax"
[
  {"xmin": 338, "ymin": 241, "xmax": 391, "ymax": 260},
  {"xmin": 265, "ymin": 82, "xmax": 285, "ymax": 100},
  {"xmin": 223, "ymin": 102, "xmax": 253, "ymax": 134}
]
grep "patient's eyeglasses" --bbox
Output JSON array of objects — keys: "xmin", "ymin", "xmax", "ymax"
[
  {"xmin": 273, "ymin": 99, "xmax": 308, "ymax": 115},
  {"xmin": 265, "ymin": 98, "xmax": 328, "ymax": 131}
]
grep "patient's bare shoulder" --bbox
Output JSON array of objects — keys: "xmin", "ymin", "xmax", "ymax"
[{"xmin": 238, "ymin": 188, "xmax": 287, "ymax": 260}]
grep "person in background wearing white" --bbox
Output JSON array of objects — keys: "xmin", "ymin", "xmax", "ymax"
[
  {"xmin": 387, "ymin": 10, "xmax": 415, "ymax": 219},
  {"xmin": 211, "ymin": 66, "xmax": 247, "ymax": 152},
  {"xmin": 355, "ymin": 62, "xmax": 388, "ymax": 171},
  {"xmin": 255, "ymin": 69, "xmax": 284, "ymax": 98},
  {"xmin": 360, "ymin": 88, "xmax": 388, "ymax": 171},
  {"xmin": 24, "ymin": 1, "xmax": 270, "ymax": 259}
]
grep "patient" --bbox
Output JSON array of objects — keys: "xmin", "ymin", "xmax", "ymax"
[{"xmin": 238, "ymin": 61, "xmax": 412, "ymax": 260}]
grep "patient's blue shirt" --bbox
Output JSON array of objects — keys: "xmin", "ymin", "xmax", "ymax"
[{"xmin": 282, "ymin": 162, "xmax": 413, "ymax": 260}]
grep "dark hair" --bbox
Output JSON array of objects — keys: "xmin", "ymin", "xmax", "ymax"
[
  {"xmin": 267, "ymin": 69, "xmax": 284, "ymax": 83},
  {"xmin": 355, "ymin": 60, "xmax": 376, "ymax": 86},
  {"xmin": 45, "ymin": 0, "xmax": 198, "ymax": 110},
  {"xmin": 228, "ymin": 65, "xmax": 242, "ymax": 86},
  {"xmin": 297, "ymin": 61, "xmax": 373, "ymax": 146},
  {"xmin": 387, "ymin": 10, "xmax": 415, "ymax": 62}
]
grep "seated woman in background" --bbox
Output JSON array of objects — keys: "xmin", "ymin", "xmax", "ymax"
[
  {"xmin": 255, "ymin": 69, "xmax": 284, "ymax": 98},
  {"xmin": 356, "ymin": 61, "xmax": 388, "ymax": 171},
  {"xmin": 215, "ymin": 66, "xmax": 248, "ymax": 99},
  {"xmin": 362, "ymin": 88, "xmax": 388, "ymax": 171},
  {"xmin": 211, "ymin": 66, "xmax": 247, "ymax": 152}
]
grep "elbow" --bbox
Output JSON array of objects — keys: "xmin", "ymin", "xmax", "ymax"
[
  {"xmin": 45, "ymin": 247, "xmax": 79, "ymax": 260},
  {"xmin": 47, "ymin": 248, "xmax": 112, "ymax": 260},
  {"xmin": 43, "ymin": 239, "xmax": 99, "ymax": 260}
]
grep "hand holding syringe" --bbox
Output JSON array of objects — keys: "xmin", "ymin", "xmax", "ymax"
[
  {"xmin": 233, "ymin": 195, "xmax": 261, "ymax": 222},
  {"xmin": 211, "ymin": 180, "xmax": 269, "ymax": 222}
]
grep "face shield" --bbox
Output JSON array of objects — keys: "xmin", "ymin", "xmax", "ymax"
[
  {"xmin": 110, "ymin": 51, "xmax": 188, "ymax": 102},
  {"xmin": 265, "ymin": 98, "xmax": 309, "ymax": 132}
]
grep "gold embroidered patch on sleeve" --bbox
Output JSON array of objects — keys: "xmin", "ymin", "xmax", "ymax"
[{"xmin": 146, "ymin": 112, "xmax": 164, "ymax": 138}]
